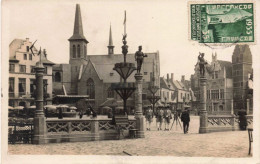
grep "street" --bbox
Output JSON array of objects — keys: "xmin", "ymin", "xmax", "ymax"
[{"xmin": 8, "ymin": 116, "xmax": 251, "ymax": 157}]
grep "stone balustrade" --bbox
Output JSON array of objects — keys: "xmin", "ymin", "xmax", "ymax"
[
  {"xmin": 207, "ymin": 115, "xmax": 253, "ymax": 132},
  {"xmin": 44, "ymin": 117, "xmax": 136, "ymax": 143}
]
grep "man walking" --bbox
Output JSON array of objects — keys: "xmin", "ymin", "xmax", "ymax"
[
  {"xmin": 145, "ymin": 106, "xmax": 153, "ymax": 131},
  {"xmin": 181, "ymin": 108, "xmax": 190, "ymax": 134}
]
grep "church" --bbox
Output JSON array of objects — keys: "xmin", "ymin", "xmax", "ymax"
[{"xmin": 53, "ymin": 4, "xmax": 160, "ymax": 111}]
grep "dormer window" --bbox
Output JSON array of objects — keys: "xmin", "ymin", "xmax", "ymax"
[
  {"xmin": 26, "ymin": 46, "xmax": 30, "ymax": 52},
  {"xmin": 110, "ymin": 72, "xmax": 114, "ymax": 76}
]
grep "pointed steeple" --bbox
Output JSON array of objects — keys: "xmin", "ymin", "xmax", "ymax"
[
  {"xmin": 69, "ymin": 4, "xmax": 88, "ymax": 43},
  {"xmin": 107, "ymin": 24, "xmax": 114, "ymax": 55}
]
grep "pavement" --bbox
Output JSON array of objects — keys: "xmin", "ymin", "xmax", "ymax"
[{"xmin": 8, "ymin": 116, "xmax": 251, "ymax": 158}]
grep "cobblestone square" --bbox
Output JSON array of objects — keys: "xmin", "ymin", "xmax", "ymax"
[{"xmin": 8, "ymin": 116, "xmax": 252, "ymax": 158}]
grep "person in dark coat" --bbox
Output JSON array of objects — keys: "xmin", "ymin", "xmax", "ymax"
[
  {"xmin": 238, "ymin": 109, "xmax": 248, "ymax": 130},
  {"xmin": 181, "ymin": 108, "xmax": 190, "ymax": 134}
]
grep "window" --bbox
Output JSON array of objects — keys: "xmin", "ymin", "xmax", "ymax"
[
  {"xmin": 26, "ymin": 46, "xmax": 30, "ymax": 52},
  {"xmin": 19, "ymin": 65, "xmax": 26, "ymax": 73},
  {"xmin": 86, "ymin": 78, "xmax": 95, "ymax": 99},
  {"xmin": 211, "ymin": 90, "xmax": 219, "ymax": 99},
  {"xmin": 30, "ymin": 66, "xmax": 35, "ymax": 73},
  {"xmin": 30, "ymin": 79, "xmax": 35, "ymax": 94},
  {"xmin": 73, "ymin": 45, "xmax": 76, "ymax": 58},
  {"xmin": 29, "ymin": 54, "xmax": 32, "ymax": 60},
  {"xmin": 24, "ymin": 54, "xmax": 27, "ymax": 60},
  {"xmin": 77, "ymin": 45, "xmax": 80, "ymax": 58},
  {"xmin": 181, "ymin": 93, "xmax": 183, "ymax": 99},
  {"xmin": 220, "ymin": 89, "xmax": 224, "ymax": 99},
  {"xmin": 144, "ymin": 72, "xmax": 147, "ymax": 75},
  {"xmin": 9, "ymin": 64, "xmax": 15, "ymax": 72},
  {"xmin": 107, "ymin": 87, "xmax": 114, "ymax": 98},
  {"xmin": 44, "ymin": 66, "xmax": 48, "ymax": 74},
  {"xmin": 215, "ymin": 71, "xmax": 218, "ymax": 79},
  {"xmin": 54, "ymin": 72, "xmax": 61, "ymax": 82},
  {"xmin": 110, "ymin": 72, "xmax": 114, "ymax": 76},
  {"xmin": 9, "ymin": 78, "xmax": 15, "ymax": 97},
  {"xmin": 43, "ymin": 80, "xmax": 48, "ymax": 95},
  {"xmin": 19, "ymin": 78, "xmax": 26, "ymax": 96},
  {"xmin": 167, "ymin": 92, "xmax": 169, "ymax": 99}
]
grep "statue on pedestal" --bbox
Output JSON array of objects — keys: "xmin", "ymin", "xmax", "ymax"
[
  {"xmin": 198, "ymin": 52, "xmax": 207, "ymax": 77},
  {"xmin": 135, "ymin": 46, "xmax": 147, "ymax": 74}
]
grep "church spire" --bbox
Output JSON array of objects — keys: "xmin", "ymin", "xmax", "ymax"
[
  {"xmin": 107, "ymin": 24, "xmax": 114, "ymax": 55},
  {"xmin": 69, "ymin": 4, "xmax": 88, "ymax": 43}
]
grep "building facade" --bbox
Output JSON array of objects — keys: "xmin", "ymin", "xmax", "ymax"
[
  {"xmin": 53, "ymin": 4, "xmax": 160, "ymax": 111},
  {"xmin": 9, "ymin": 38, "xmax": 54, "ymax": 108},
  {"xmin": 191, "ymin": 46, "xmax": 253, "ymax": 115}
]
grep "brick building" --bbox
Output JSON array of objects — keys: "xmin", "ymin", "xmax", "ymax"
[
  {"xmin": 53, "ymin": 4, "xmax": 160, "ymax": 111},
  {"xmin": 9, "ymin": 38, "xmax": 54, "ymax": 108}
]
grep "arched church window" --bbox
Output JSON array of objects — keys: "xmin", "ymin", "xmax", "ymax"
[
  {"xmin": 77, "ymin": 45, "xmax": 81, "ymax": 58},
  {"xmin": 87, "ymin": 78, "xmax": 95, "ymax": 99},
  {"xmin": 54, "ymin": 72, "xmax": 61, "ymax": 82},
  {"xmin": 73, "ymin": 45, "xmax": 76, "ymax": 58},
  {"xmin": 107, "ymin": 87, "xmax": 114, "ymax": 98}
]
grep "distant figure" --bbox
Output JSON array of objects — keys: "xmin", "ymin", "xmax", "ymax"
[
  {"xmin": 157, "ymin": 108, "xmax": 164, "ymax": 131},
  {"xmin": 238, "ymin": 109, "xmax": 248, "ymax": 130},
  {"xmin": 181, "ymin": 108, "xmax": 190, "ymax": 134},
  {"xmin": 58, "ymin": 107, "xmax": 63, "ymax": 119},
  {"xmin": 145, "ymin": 107, "xmax": 153, "ymax": 131},
  {"xmin": 79, "ymin": 110, "xmax": 83, "ymax": 119},
  {"xmin": 198, "ymin": 52, "xmax": 207, "ymax": 76},
  {"xmin": 164, "ymin": 107, "xmax": 172, "ymax": 131},
  {"xmin": 135, "ymin": 46, "xmax": 147, "ymax": 74}
]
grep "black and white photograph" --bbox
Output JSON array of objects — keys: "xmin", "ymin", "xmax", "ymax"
[{"xmin": 1, "ymin": 0, "xmax": 260, "ymax": 163}]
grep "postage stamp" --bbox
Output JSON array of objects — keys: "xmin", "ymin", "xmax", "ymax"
[{"xmin": 189, "ymin": 2, "xmax": 255, "ymax": 44}]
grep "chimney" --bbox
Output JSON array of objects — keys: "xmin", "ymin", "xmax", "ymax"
[
  {"xmin": 167, "ymin": 74, "xmax": 169, "ymax": 82},
  {"xmin": 171, "ymin": 73, "xmax": 174, "ymax": 81},
  {"xmin": 181, "ymin": 75, "xmax": 185, "ymax": 82}
]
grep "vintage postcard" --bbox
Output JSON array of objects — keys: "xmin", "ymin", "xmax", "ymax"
[{"xmin": 1, "ymin": 0, "xmax": 260, "ymax": 164}]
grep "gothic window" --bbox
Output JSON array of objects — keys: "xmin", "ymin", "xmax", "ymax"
[
  {"xmin": 73, "ymin": 45, "xmax": 76, "ymax": 58},
  {"xmin": 77, "ymin": 45, "xmax": 80, "ymax": 58},
  {"xmin": 87, "ymin": 78, "xmax": 95, "ymax": 99},
  {"xmin": 54, "ymin": 72, "xmax": 61, "ymax": 82},
  {"xmin": 107, "ymin": 87, "xmax": 114, "ymax": 98}
]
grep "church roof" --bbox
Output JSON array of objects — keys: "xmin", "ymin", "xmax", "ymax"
[
  {"xmin": 68, "ymin": 4, "xmax": 88, "ymax": 43},
  {"xmin": 85, "ymin": 52, "xmax": 159, "ymax": 83}
]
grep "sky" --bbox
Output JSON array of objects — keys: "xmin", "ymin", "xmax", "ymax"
[{"xmin": 4, "ymin": 0, "xmax": 260, "ymax": 81}]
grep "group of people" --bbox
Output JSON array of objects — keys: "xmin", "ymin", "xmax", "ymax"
[{"xmin": 145, "ymin": 106, "xmax": 190, "ymax": 134}]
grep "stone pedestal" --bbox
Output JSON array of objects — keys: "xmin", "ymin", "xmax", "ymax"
[
  {"xmin": 199, "ymin": 77, "xmax": 208, "ymax": 133},
  {"xmin": 33, "ymin": 63, "xmax": 47, "ymax": 144},
  {"xmin": 134, "ymin": 74, "xmax": 145, "ymax": 138}
]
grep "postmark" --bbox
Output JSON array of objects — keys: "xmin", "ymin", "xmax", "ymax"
[{"xmin": 189, "ymin": 2, "xmax": 255, "ymax": 44}]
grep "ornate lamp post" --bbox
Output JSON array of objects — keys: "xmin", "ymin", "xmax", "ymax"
[{"xmin": 198, "ymin": 52, "xmax": 208, "ymax": 133}]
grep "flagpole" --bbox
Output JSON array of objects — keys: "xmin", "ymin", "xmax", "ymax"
[{"xmin": 124, "ymin": 10, "xmax": 126, "ymax": 35}]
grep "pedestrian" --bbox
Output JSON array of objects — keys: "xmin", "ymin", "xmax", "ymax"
[
  {"xmin": 157, "ymin": 107, "xmax": 164, "ymax": 131},
  {"xmin": 238, "ymin": 109, "xmax": 247, "ymax": 130},
  {"xmin": 164, "ymin": 107, "xmax": 172, "ymax": 131},
  {"xmin": 145, "ymin": 106, "xmax": 153, "ymax": 131},
  {"xmin": 181, "ymin": 107, "xmax": 190, "ymax": 134}
]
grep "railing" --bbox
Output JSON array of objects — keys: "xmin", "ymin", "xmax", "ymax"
[
  {"xmin": 208, "ymin": 115, "xmax": 253, "ymax": 132},
  {"xmin": 45, "ymin": 117, "xmax": 136, "ymax": 143}
]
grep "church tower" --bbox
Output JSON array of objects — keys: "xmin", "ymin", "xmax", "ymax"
[
  {"xmin": 68, "ymin": 4, "xmax": 89, "ymax": 94},
  {"xmin": 69, "ymin": 4, "xmax": 89, "ymax": 64},
  {"xmin": 232, "ymin": 45, "xmax": 253, "ymax": 111},
  {"xmin": 107, "ymin": 24, "xmax": 114, "ymax": 55}
]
